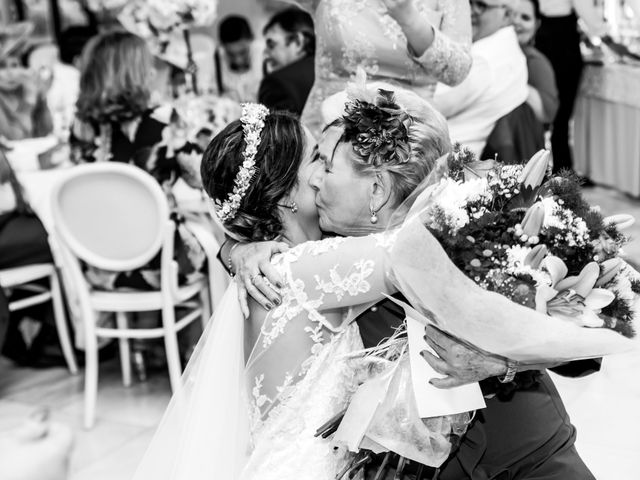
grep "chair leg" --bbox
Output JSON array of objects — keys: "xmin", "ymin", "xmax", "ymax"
[
  {"xmin": 115, "ymin": 312, "xmax": 132, "ymax": 387},
  {"xmin": 200, "ymin": 285, "xmax": 211, "ymax": 328},
  {"xmin": 84, "ymin": 327, "xmax": 99, "ymax": 429},
  {"xmin": 162, "ymin": 305, "xmax": 182, "ymax": 392},
  {"xmin": 49, "ymin": 273, "xmax": 78, "ymax": 375}
]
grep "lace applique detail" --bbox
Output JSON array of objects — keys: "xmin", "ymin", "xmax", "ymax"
[
  {"xmin": 261, "ymin": 278, "xmax": 324, "ymax": 348},
  {"xmin": 374, "ymin": 230, "xmax": 399, "ymax": 251},
  {"xmin": 315, "ymin": 259, "xmax": 375, "ymax": 300}
]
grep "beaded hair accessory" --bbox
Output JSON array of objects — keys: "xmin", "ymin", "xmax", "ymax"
[{"xmin": 214, "ymin": 103, "xmax": 269, "ymax": 223}]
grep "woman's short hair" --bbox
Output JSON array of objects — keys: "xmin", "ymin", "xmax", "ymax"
[
  {"xmin": 201, "ymin": 110, "xmax": 307, "ymax": 241},
  {"xmin": 75, "ymin": 30, "xmax": 153, "ymax": 124},
  {"xmin": 326, "ymin": 84, "xmax": 451, "ymax": 206}
]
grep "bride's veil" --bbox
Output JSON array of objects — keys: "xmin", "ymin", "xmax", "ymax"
[{"xmin": 132, "ymin": 283, "xmax": 250, "ymax": 479}]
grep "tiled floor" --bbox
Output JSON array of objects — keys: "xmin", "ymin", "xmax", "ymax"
[{"xmin": 1, "ymin": 185, "xmax": 639, "ymax": 480}]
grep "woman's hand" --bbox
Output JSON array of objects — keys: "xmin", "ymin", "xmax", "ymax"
[
  {"xmin": 421, "ymin": 325, "xmax": 559, "ymax": 388},
  {"xmin": 231, "ymin": 240, "xmax": 289, "ymax": 316},
  {"xmin": 382, "ymin": 0, "xmax": 419, "ymax": 27}
]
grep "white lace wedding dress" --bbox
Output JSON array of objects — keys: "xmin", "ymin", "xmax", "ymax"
[{"xmin": 133, "ymin": 233, "xmax": 397, "ymax": 480}]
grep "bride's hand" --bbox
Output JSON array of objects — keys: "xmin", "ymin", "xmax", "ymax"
[{"xmin": 231, "ymin": 241, "xmax": 289, "ymax": 315}]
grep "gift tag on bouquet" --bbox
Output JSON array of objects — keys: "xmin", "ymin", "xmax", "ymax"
[{"xmin": 384, "ymin": 295, "xmax": 486, "ymax": 418}]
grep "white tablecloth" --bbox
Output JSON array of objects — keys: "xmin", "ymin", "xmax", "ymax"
[{"xmin": 574, "ymin": 64, "xmax": 640, "ymax": 196}]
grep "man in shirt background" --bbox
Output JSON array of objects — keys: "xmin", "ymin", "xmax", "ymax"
[
  {"xmin": 432, "ymin": 0, "xmax": 528, "ymax": 158},
  {"xmin": 257, "ymin": 8, "xmax": 315, "ymax": 115}
]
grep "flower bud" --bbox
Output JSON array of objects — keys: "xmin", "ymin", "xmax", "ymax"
[
  {"xmin": 595, "ymin": 258, "xmax": 622, "ymax": 287},
  {"xmin": 603, "ymin": 214, "xmax": 635, "ymax": 230},
  {"xmin": 524, "ymin": 244, "xmax": 548, "ymax": 269},
  {"xmin": 518, "ymin": 150, "xmax": 551, "ymax": 189},
  {"xmin": 521, "ymin": 202, "xmax": 545, "ymax": 237}
]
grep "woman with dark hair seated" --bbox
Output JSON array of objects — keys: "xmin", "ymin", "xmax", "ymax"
[
  {"xmin": 513, "ymin": 0, "xmax": 559, "ymax": 125},
  {"xmin": 70, "ymin": 30, "xmax": 205, "ymax": 292}
]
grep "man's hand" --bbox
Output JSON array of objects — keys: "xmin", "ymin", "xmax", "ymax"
[
  {"xmin": 231, "ymin": 241, "xmax": 289, "ymax": 316},
  {"xmin": 421, "ymin": 325, "xmax": 509, "ymax": 389}
]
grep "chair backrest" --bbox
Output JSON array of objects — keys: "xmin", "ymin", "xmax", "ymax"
[
  {"xmin": 481, "ymin": 102, "xmax": 545, "ymax": 165},
  {"xmin": 51, "ymin": 163, "xmax": 169, "ymax": 272}
]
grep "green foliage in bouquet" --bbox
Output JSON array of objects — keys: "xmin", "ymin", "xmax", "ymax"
[{"xmin": 430, "ymin": 144, "xmax": 637, "ymax": 338}]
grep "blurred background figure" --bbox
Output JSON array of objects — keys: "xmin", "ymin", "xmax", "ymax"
[
  {"xmin": 513, "ymin": 0, "xmax": 559, "ymax": 126},
  {"xmin": 258, "ymin": 7, "xmax": 315, "ymax": 115},
  {"xmin": 213, "ymin": 14, "xmax": 263, "ymax": 102},
  {"xmin": 433, "ymin": 0, "xmax": 529, "ymax": 158},
  {"xmin": 283, "ymin": 0, "xmax": 473, "ymax": 137},
  {"xmin": 0, "ymin": 21, "xmax": 52, "ymax": 141},
  {"xmin": 535, "ymin": 0, "xmax": 609, "ymax": 173}
]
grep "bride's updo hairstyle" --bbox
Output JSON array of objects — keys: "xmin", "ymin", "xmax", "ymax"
[
  {"xmin": 201, "ymin": 109, "xmax": 306, "ymax": 241},
  {"xmin": 323, "ymin": 81, "xmax": 451, "ymax": 206}
]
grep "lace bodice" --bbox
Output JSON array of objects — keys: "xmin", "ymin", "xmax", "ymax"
[{"xmin": 290, "ymin": 0, "xmax": 472, "ymax": 135}]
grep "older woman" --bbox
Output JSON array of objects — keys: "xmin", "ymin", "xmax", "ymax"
[{"xmin": 230, "ymin": 91, "xmax": 596, "ymax": 478}]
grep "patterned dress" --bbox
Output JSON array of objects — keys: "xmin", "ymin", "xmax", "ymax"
[{"xmin": 291, "ymin": 0, "xmax": 472, "ymax": 136}]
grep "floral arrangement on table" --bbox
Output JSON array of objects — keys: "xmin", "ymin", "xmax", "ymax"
[
  {"xmin": 428, "ymin": 145, "xmax": 638, "ymax": 338},
  {"xmin": 118, "ymin": 0, "xmax": 218, "ymax": 94}
]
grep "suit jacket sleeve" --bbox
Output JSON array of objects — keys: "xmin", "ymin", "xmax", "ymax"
[{"xmin": 258, "ymin": 76, "xmax": 299, "ymax": 114}]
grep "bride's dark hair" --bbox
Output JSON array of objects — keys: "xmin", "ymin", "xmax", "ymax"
[{"xmin": 201, "ymin": 110, "xmax": 307, "ymax": 241}]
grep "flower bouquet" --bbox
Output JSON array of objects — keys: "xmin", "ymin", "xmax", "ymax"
[{"xmin": 327, "ymin": 148, "xmax": 640, "ymax": 476}]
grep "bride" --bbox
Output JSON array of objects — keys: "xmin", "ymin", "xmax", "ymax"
[{"xmin": 133, "ymin": 87, "xmax": 456, "ymax": 479}]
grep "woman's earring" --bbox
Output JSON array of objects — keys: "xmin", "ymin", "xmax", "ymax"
[
  {"xmin": 278, "ymin": 202, "xmax": 298, "ymax": 213},
  {"xmin": 370, "ymin": 207, "xmax": 378, "ymax": 224}
]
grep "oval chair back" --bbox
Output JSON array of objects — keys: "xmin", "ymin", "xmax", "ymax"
[{"xmin": 50, "ymin": 162, "xmax": 169, "ymax": 272}]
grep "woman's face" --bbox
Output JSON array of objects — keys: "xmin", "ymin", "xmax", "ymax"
[
  {"xmin": 288, "ymin": 127, "xmax": 321, "ymax": 234},
  {"xmin": 308, "ymin": 127, "xmax": 375, "ymax": 236},
  {"xmin": 513, "ymin": 0, "xmax": 539, "ymax": 45}
]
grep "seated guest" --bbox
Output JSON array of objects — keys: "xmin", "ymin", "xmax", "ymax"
[
  {"xmin": 70, "ymin": 31, "xmax": 205, "ymax": 292},
  {"xmin": 0, "ymin": 22, "xmax": 53, "ymax": 140},
  {"xmin": 258, "ymin": 8, "xmax": 315, "ymax": 115},
  {"xmin": 213, "ymin": 15, "xmax": 263, "ymax": 102},
  {"xmin": 513, "ymin": 0, "xmax": 558, "ymax": 124},
  {"xmin": 432, "ymin": 0, "xmax": 528, "ymax": 157}
]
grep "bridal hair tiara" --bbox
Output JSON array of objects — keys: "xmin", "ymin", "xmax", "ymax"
[{"xmin": 214, "ymin": 103, "xmax": 269, "ymax": 223}]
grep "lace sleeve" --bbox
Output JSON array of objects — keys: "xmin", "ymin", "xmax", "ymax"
[
  {"xmin": 409, "ymin": 0, "xmax": 472, "ymax": 86},
  {"xmin": 274, "ymin": 232, "xmax": 397, "ymax": 314}
]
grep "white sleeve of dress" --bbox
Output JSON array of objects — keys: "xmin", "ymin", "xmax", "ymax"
[
  {"xmin": 273, "ymin": 233, "xmax": 397, "ymax": 313},
  {"xmin": 408, "ymin": 0, "xmax": 472, "ymax": 86}
]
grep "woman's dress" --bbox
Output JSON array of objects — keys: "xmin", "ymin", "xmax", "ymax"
[{"xmin": 291, "ymin": 0, "xmax": 472, "ymax": 135}]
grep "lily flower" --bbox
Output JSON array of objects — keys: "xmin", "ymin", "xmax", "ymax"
[
  {"xmin": 535, "ymin": 257, "xmax": 614, "ymax": 328},
  {"xmin": 518, "ymin": 150, "xmax": 551, "ymax": 190},
  {"xmin": 520, "ymin": 202, "xmax": 545, "ymax": 237},
  {"xmin": 603, "ymin": 214, "xmax": 635, "ymax": 230},
  {"xmin": 524, "ymin": 245, "xmax": 548, "ymax": 269}
]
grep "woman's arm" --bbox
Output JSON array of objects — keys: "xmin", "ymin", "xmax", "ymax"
[{"xmin": 390, "ymin": 0, "xmax": 472, "ymax": 86}]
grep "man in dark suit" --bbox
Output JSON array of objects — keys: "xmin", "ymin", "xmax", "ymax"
[{"xmin": 258, "ymin": 8, "xmax": 315, "ymax": 116}]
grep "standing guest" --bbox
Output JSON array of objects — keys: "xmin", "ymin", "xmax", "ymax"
[
  {"xmin": 280, "ymin": 0, "xmax": 473, "ymax": 137},
  {"xmin": 535, "ymin": 0, "xmax": 608, "ymax": 172},
  {"xmin": 432, "ymin": 0, "xmax": 528, "ymax": 158},
  {"xmin": 213, "ymin": 15, "xmax": 263, "ymax": 102},
  {"xmin": 513, "ymin": 0, "xmax": 559, "ymax": 125},
  {"xmin": 258, "ymin": 8, "xmax": 315, "ymax": 115}
]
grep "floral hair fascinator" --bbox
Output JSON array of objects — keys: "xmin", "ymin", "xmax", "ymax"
[
  {"xmin": 214, "ymin": 103, "xmax": 269, "ymax": 223},
  {"xmin": 340, "ymin": 69, "xmax": 413, "ymax": 167}
]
